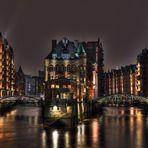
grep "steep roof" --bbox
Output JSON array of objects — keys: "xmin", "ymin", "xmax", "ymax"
[
  {"xmin": 46, "ymin": 37, "xmax": 86, "ymax": 59},
  {"xmin": 18, "ymin": 65, "xmax": 24, "ymax": 74}
]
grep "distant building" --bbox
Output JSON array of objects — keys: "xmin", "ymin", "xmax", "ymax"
[
  {"xmin": 44, "ymin": 37, "xmax": 87, "ymax": 102},
  {"xmin": 0, "ymin": 33, "xmax": 15, "ymax": 97},
  {"xmin": 15, "ymin": 66, "xmax": 44, "ymax": 96},
  {"xmin": 32, "ymin": 76, "xmax": 39, "ymax": 95},
  {"xmin": 104, "ymin": 65, "xmax": 137, "ymax": 96},
  {"xmin": 24, "ymin": 75, "xmax": 35, "ymax": 95},
  {"xmin": 15, "ymin": 66, "xmax": 25, "ymax": 95},
  {"xmin": 38, "ymin": 70, "xmax": 44, "ymax": 96},
  {"xmin": 137, "ymin": 48, "xmax": 148, "ymax": 97}
]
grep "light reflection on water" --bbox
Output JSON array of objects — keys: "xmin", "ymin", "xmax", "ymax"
[{"xmin": 0, "ymin": 106, "xmax": 148, "ymax": 148}]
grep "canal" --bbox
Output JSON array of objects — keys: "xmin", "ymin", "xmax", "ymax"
[{"xmin": 0, "ymin": 106, "xmax": 148, "ymax": 148}]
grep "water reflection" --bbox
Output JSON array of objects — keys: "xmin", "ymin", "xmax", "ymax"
[
  {"xmin": 102, "ymin": 107, "xmax": 146, "ymax": 148},
  {"xmin": 0, "ymin": 106, "xmax": 148, "ymax": 148},
  {"xmin": 52, "ymin": 130, "xmax": 59, "ymax": 148},
  {"xmin": 91, "ymin": 119, "xmax": 99, "ymax": 147}
]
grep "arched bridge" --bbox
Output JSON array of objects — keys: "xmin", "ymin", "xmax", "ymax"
[
  {"xmin": 97, "ymin": 94, "xmax": 148, "ymax": 107},
  {"xmin": 0, "ymin": 95, "xmax": 43, "ymax": 104},
  {"xmin": 0, "ymin": 96, "xmax": 44, "ymax": 113}
]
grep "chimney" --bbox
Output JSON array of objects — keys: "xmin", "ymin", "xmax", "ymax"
[{"xmin": 52, "ymin": 40, "xmax": 57, "ymax": 51}]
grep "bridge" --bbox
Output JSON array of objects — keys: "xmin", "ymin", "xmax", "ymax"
[
  {"xmin": 0, "ymin": 96, "xmax": 43, "ymax": 113},
  {"xmin": 0, "ymin": 95, "xmax": 43, "ymax": 103},
  {"xmin": 97, "ymin": 94, "xmax": 148, "ymax": 107}
]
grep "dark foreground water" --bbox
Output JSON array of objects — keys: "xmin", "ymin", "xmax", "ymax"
[{"xmin": 0, "ymin": 106, "xmax": 148, "ymax": 148}]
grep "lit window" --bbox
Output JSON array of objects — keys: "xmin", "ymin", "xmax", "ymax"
[
  {"xmin": 56, "ymin": 85, "xmax": 59, "ymax": 88},
  {"xmin": 68, "ymin": 85, "xmax": 71, "ymax": 88},
  {"xmin": 56, "ymin": 95, "xmax": 59, "ymax": 98},
  {"xmin": 51, "ymin": 84, "xmax": 55, "ymax": 88},
  {"xmin": 63, "ymin": 93, "xmax": 66, "ymax": 99}
]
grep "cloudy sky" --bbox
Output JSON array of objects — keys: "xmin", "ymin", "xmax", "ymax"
[{"xmin": 0, "ymin": 0, "xmax": 148, "ymax": 75}]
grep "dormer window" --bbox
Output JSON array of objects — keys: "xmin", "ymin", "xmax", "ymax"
[
  {"xmin": 52, "ymin": 54, "xmax": 57, "ymax": 59},
  {"xmin": 61, "ymin": 53, "xmax": 70, "ymax": 59}
]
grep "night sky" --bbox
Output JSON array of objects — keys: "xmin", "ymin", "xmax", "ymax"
[{"xmin": 0, "ymin": 0, "xmax": 148, "ymax": 75}]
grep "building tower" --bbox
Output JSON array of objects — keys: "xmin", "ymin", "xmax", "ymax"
[
  {"xmin": 137, "ymin": 48, "xmax": 148, "ymax": 97},
  {"xmin": 84, "ymin": 38, "xmax": 104, "ymax": 98},
  {"xmin": 96, "ymin": 38, "xmax": 104, "ymax": 97}
]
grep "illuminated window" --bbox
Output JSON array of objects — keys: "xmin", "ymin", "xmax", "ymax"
[
  {"xmin": 63, "ymin": 93, "xmax": 67, "ymax": 99},
  {"xmin": 56, "ymin": 94, "xmax": 59, "ymax": 98},
  {"xmin": 56, "ymin": 85, "xmax": 59, "ymax": 88},
  {"xmin": 137, "ymin": 63, "xmax": 141, "ymax": 76},
  {"xmin": 68, "ymin": 85, "xmax": 71, "ymax": 88},
  {"xmin": 51, "ymin": 84, "xmax": 55, "ymax": 88}
]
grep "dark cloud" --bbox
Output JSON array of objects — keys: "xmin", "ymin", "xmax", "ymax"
[{"xmin": 0, "ymin": 0, "xmax": 148, "ymax": 75}]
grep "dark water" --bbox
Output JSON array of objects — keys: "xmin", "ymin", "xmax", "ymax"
[{"xmin": 0, "ymin": 106, "xmax": 148, "ymax": 148}]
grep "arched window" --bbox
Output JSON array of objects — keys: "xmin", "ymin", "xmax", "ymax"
[
  {"xmin": 71, "ymin": 65, "xmax": 77, "ymax": 72},
  {"xmin": 79, "ymin": 65, "xmax": 84, "ymax": 76},
  {"xmin": 67, "ymin": 64, "xmax": 71, "ymax": 72},
  {"xmin": 61, "ymin": 64, "xmax": 65, "ymax": 72},
  {"xmin": 48, "ymin": 65, "xmax": 54, "ymax": 72},
  {"xmin": 55, "ymin": 64, "xmax": 60, "ymax": 72},
  {"xmin": 55, "ymin": 64, "xmax": 65, "ymax": 73}
]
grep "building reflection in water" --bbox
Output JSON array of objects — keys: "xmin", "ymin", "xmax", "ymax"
[
  {"xmin": 0, "ymin": 106, "xmax": 148, "ymax": 148},
  {"xmin": 102, "ymin": 107, "xmax": 145, "ymax": 148},
  {"xmin": 77, "ymin": 124, "xmax": 85, "ymax": 147},
  {"xmin": 41, "ymin": 131, "xmax": 46, "ymax": 148},
  {"xmin": 64, "ymin": 131, "xmax": 69, "ymax": 147},
  {"xmin": 44, "ymin": 107, "xmax": 147, "ymax": 148},
  {"xmin": 91, "ymin": 119, "xmax": 99, "ymax": 147},
  {"xmin": 0, "ymin": 109, "xmax": 17, "ymax": 141},
  {"xmin": 52, "ymin": 130, "xmax": 59, "ymax": 148}
]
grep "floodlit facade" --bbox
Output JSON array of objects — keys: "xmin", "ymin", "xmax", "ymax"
[
  {"xmin": 104, "ymin": 65, "xmax": 137, "ymax": 96},
  {"xmin": 44, "ymin": 38, "xmax": 87, "ymax": 102},
  {"xmin": 0, "ymin": 33, "xmax": 15, "ymax": 97},
  {"xmin": 44, "ymin": 37, "xmax": 104, "ymax": 101}
]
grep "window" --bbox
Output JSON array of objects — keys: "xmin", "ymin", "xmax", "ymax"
[
  {"xmin": 48, "ymin": 65, "xmax": 54, "ymax": 72},
  {"xmin": 51, "ymin": 84, "xmax": 55, "ymax": 88},
  {"xmin": 63, "ymin": 85, "xmax": 67, "ymax": 88},
  {"xmin": 52, "ymin": 54, "xmax": 57, "ymax": 59},
  {"xmin": 71, "ymin": 65, "xmax": 77, "ymax": 72},
  {"xmin": 61, "ymin": 53, "xmax": 70, "ymax": 59},
  {"xmin": 67, "ymin": 64, "xmax": 77, "ymax": 72},
  {"xmin": 67, "ymin": 64, "xmax": 71, "ymax": 72},
  {"xmin": 55, "ymin": 64, "xmax": 65, "ymax": 73},
  {"xmin": 56, "ymin": 85, "xmax": 59, "ymax": 88},
  {"xmin": 68, "ymin": 85, "xmax": 71, "ymax": 88}
]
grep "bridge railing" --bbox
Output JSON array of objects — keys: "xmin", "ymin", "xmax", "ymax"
[{"xmin": 97, "ymin": 94, "xmax": 148, "ymax": 105}]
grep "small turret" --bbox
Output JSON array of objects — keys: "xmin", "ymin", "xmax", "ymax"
[{"xmin": 76, "ymin": 43, "xmax": 86, "ymax": 57}]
